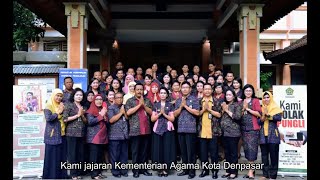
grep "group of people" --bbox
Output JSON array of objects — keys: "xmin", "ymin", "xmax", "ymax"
[{"xmin": 42, "ymin": 61, "xmax": 283, "ymax": 180}]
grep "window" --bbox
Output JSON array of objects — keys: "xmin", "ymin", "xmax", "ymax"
[
  {"xmin": 260, "ymin": 43, "xmax": 275, "ymax": 53},
  {"xmin": 44, "ymin": 41, "xmax": 67, "ymax": 51}
]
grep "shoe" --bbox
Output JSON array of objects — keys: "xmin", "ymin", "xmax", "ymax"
[
  {"xmin": 91, "ymin": 176, "xmax": 103, "ymax": 179},
  {"xmin": 177, "ymin": 171, "xmax": 189, "ymax": 176},
  {"xmin": 188, "ymin": 174, "xmax": 195, "ymax": 179},
  {"xmin": 177, "ymin": 156, "xmax": 181, "ymax": 161},
  {"xmin": 221, "ymin": 173, "xmax": 231, "ymax": 178},
  {"xmin": 121, "ymin": 172, "xmax": 128, "ymax": 177},
  {"xmin": 199, "ymin": 170, "xmax": 209, "ymax": 178},
  {"xmin": 212, "ymin": 171, "xmax": 218, "ymax": 179},
  {"xmin": 158, "ymin": 171, "xmax": 163, "ymax": 177},
  {"xmin": 112, "ymin": 174, "xmax": 121, "ymax": 178},
  {"xmin": 133, "ymin": 172, "xmax": 139, "ymax": 178},
  {"xmin": 243, "ymin": 175, "xmax": 249, "ymax": 178},
  {"xmin": 163, "ymin": 171, "xmax": 168, "ymax": 177},
  {"xmin": 142, "ymin": 171, "xmax": 152, "ymax": 176},
  {"xmin": 238, "ymin": 154, "xmax": 241, "ymax": 159},
  {"xmin": 227, "ymin": 174, "xmax": 238, "ymax": 179},
  {"xmin": 98, "ymin": 174, "xmax": 105, "ymax": 178}
]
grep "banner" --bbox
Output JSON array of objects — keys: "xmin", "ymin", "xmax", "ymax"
[
  {"xmin": 59, "ymin": 68, "xmax": 88, "ymax": 91},
  {"xmin": 17, "ymin": 77, "xmax": 56, "ymax": 104},
  {"xmin": 273, "ymin": 85, "xmax": 307, "ymax": 177},
  {"xmin": 13, "ymin": 85, "xmax": 47, "ymax": 178}
]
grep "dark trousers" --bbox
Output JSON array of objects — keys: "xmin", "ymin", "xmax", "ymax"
[
  {"xmin": 178, "ymin": 133, "xmax": 196, "ymax": 175},
  {"xmin": 66, "ymin": 136, "xmax": 84, "ymax": 177},
  {"xmin": 199, "ymin": 137, "xmax": 219, "ymax": 172},
  {"xmin": 131, "ymin": 135, "xmax": 150, "ymax": 173},
  {"xmin": 223, "ymin": 136, "xmax": 240, "ymax": 175},
  {"xmin": 89, "ymin": 144, "xmax": 104, "ymax": 178},
  {"xmin": 42, "ymin": 136, "xmax": 68, "ymax": 179},
  {"xmin": 109, "ymin": 140, "xmax": 129, "ymax": 175},
  {"xmin": 260, "ymin": 137, "xmax": 279, "ymax": 179}
]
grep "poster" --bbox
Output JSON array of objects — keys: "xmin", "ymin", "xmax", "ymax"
[
  {"xmin": 59, "ymin": 68, "xmax": 88, "ymax": 91},
  {"xmin": 13, "ymin": 85, "xmax": 47, "ymax": 178},
  {"xmin": 17, "ymin": 78, "xmax": 56, "ymax": 104},
  {"xmin": 273, "ymin": 85, "xmax": 307, "ymax": 177}
]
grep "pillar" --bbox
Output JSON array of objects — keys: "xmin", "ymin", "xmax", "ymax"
[
  {"xmin": 282, "ymin": 64, "xmax": 291, "ymax": 85},
  {"xmin": 238, "ymin": 4, "xmax": 263, "ymax": 89},
  {"xmin": 201, "ymin": 39, "xmax": 211, "ymax": 74},
  {"xmin": 64, "ymin": 3, "xmax": 88, "ymax": 68}
]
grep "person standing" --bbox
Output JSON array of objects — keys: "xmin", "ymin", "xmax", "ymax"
[
  {"xmin": 86, "ymin": 94, "xmax": 108, "ymax": 179},
  {"xmin": 220, "ymin": 89, "xmax": 242, "ymax": 179},
  {"xmin": 151, "ymin": 87, "xmax": 176, "ymax": 177},
  {"xmin": 63, "ymin": 88, "xmax": 87, "ymax": 180},
  {"xmin": 241, "ymin": 84, "xmax": 262, "ymax": 179},
  {"xmin": 173, "ymin": 81, "xmax": 200, "ymax": 179},
  {"xmin": 42, "ymin": 89, "xmax": 68, "ymax": 179},
  {"xmin": 198, "ymin": 83, "xmax": 222, "ymax": 179},
  {"xmin": 259, "ymin": 91, "xmax": 283, "ymax": 180},
  {"xmin": 125, "ymin": 83, "xmax": 153, "ymax": 178},
  {"xmin": 108, "ymin": 92, "xmax": 129, "ymax": 178}
]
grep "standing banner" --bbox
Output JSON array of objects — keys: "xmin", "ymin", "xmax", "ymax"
[
  {"xmin": 273, "ymin": 85, "xmax": 307, "ymax": 177},
  {"xmin": 13, "ymin": 85, "xmax": 47, "ymax": 178},
  {"xmin": 59, "ymin": 68, "xmax": 88, "ymax": 91}
]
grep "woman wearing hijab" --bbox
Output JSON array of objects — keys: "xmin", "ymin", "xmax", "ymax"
[
  {"xmin": 147, "ymin": 82, "xmax": 160, "ymax": 105},
  {"xmin": 122, "ymin": 74, "xmax": 134, "ymax": 94},
  {"xmin": 151, "ymin": 87, "xmax": 176, "ymax": 177},
  {"xmin": 86, "ymin": 94, "xmax": 108, "ymax": 179},
  {"xmin": 84, "ymin": 91, "xmax": 94, "ymax": 110},
  {"xmin": 123, "ymin": 81, "xmax": 136, "ymax": 105},
  {"xmin": 42, "ymin": 89, "xmax": 68, "ymax": 179},
  {"xmin": 259, "ymin": 91, "xmax": 283, "ymax": 180}
]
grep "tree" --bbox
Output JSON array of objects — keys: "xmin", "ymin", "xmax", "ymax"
[
  {"xmin": 260, "ymin": 71, "xmax": 273, "ymax": 91},
  {"xmin": 13, "ymin": 1, "xmax": 45, "ymax": 51}
]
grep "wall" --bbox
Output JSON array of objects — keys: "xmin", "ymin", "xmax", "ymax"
[{"xmin": 116, "ymin": 42, "xmax": 202, "ymax": 74}]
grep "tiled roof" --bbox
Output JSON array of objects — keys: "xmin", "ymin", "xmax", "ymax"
[
  {"xmin": 263, "ymin": 35, "xmax": 307, "ymax": 60},
  {"xmin": 13, "ymin": 64, "xmax": 65, "ymax": 74}
]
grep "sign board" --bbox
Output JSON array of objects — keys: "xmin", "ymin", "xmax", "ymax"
[
  {"xmin": 59, "ymin": 68, "xmax": 88, "ymax": 91},
  {"xmin": 13, "ymin": 85, "xmax": 47, "ymax": 178},
  {"xmin": 273, "ymin": 85, "xmax": 307, "ymax": 177}
]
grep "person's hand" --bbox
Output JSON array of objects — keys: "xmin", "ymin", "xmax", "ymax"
[
  {"xmin": 243, "ymin": 100, "xmax": 248, "ymax": 110},
  {"xmin": 263, "ymin": 106, "xmax": 268, "ymax": 115},
  {"xmin": 139, "ymin": 96, "xmax": 145, "ymax": 106},
  {"xmin": 160, "ymin": 106, "xmax": 165, "ymax": 115},
  {"xmin": 99, "ymin": 107, "xmax": 107, "ymax": 116},
  {"xmin": 181, "ymin": 97, "xmax": 186, "ymax": 108},
  {"xmin": 57, "ymin": 103, "xmax": 64, "ymax": 114},
  {"xmin": 120, "ymin": 105, "xmax": 125, "ymax": 114},
  {"xmin": 77, "ymin": 106, "xmax": 84, "ymax": 117},
  {"xmin": 221, "ymin": 102, "xmax": 228, "ymax": 112},
  {"xmin": 203, "ymin": 101, "xmax": 209, "ymax": 111}
]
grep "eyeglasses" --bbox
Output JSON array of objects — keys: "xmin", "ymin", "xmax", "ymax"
[
  {"xmin": 95, "ymin": 98, "xmax": 103, "ymax": 101},
  {"xmin": 263, "ymin": 97, "xmax": 270, "ymax": 99},
  {"xmin": 115, "ymin": 97, "xmax": 123, "ymax": 99}
]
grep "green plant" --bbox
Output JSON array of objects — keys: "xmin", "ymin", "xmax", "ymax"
[
  {"xmin": 13, "ymin": 1, "xmax": 45, "ymax": 51},
  {"xmin": 260, "ymin": 71, "xmax": 272, "ymax": 91}
]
